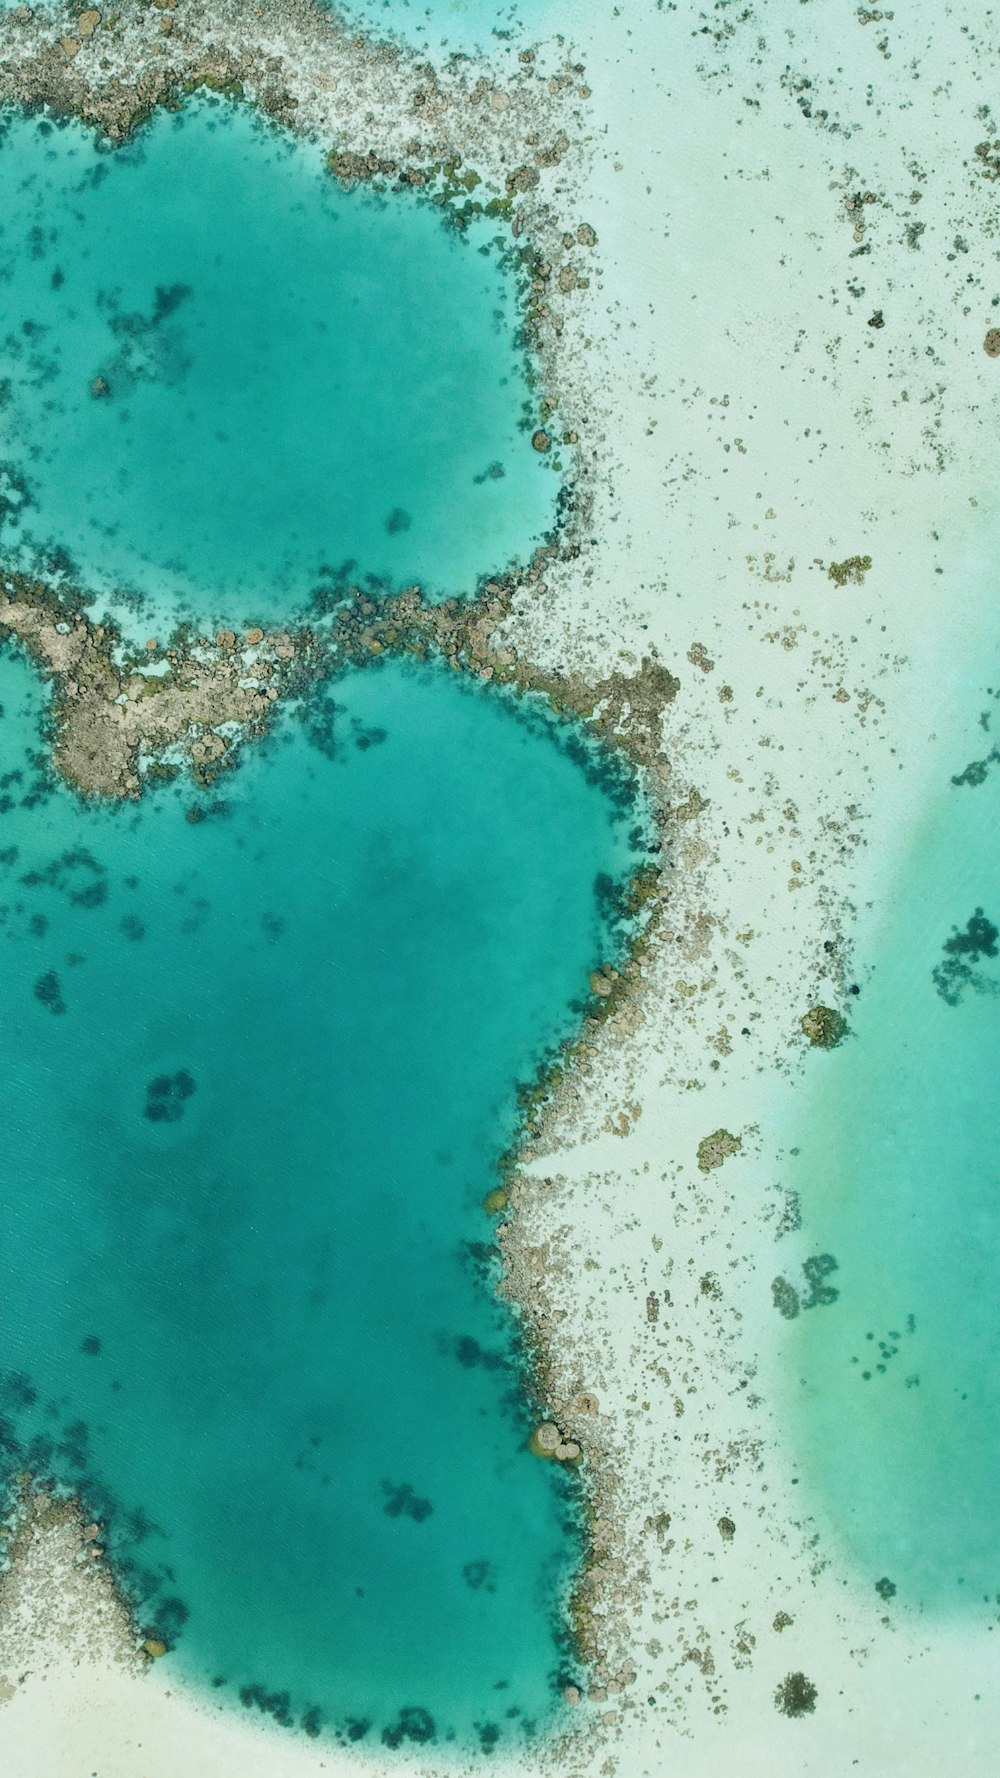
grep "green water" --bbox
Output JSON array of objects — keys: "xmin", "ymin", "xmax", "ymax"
[
  {"xmin": 785, "ymin": 674, "xmax": 1000, "ymax": 1611},
  {"xmin": 0, "ymin": 100, "xmax": 554, "ymax": 635}
]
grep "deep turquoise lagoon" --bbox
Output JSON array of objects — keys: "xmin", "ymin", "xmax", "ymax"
[
  {"xmin": 0, "ymin": 641, "xmax": 646, "ymax": 1747},
  {"xmin": 785, "ymin": 672, "xmax": 1000, "ymax": 1610},
  {"xmin": 0, "ymin": 100, "xmax": 554, "ymax": 633}
]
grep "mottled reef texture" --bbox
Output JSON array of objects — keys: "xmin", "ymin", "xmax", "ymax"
[
  {"xmin": 0, "ymin": 577, "xmax": 305, "ymax": 796},
  {"xmin": 0, "ymin": 557, "xmax": 677, "ymax": 804},
  {"xmin": 0, "ymin": 1482, "xmax": 148, "ymax": 1675},
  {"xmin": 0, "ymin": 0, "xmax": 684, "ymax": 1726},
  {"xmin": 0, "ymin": 0, "xmax": 675, "ymax": 800}
]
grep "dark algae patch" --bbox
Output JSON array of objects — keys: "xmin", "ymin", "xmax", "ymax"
[
  {"xmin": 801, "ymin": 1253, "xmax": 840, "ymax": 1309},
  {"xmin": 932, "ymin": 906, "xmax": 999, "ymax": 1005},
  {"xmin": 771, "ymin": 1254, "xmax": 839, "ymax": 1319},
  {"xmin": 143, "ymin": 1069, "xmax": 197, "ymax": 1124},
  {"xmin": 774, "ymin": 1671, "xmax": 818, "ymax": 1718}
]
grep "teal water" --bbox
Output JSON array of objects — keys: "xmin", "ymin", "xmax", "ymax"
[
  {"xmin": 784, "ymin": 675, "xmax": 1000, "ymax": 1610},
  {"xmin": 0, "ymin": 101, "xmax": 553, "ymax": 633},
  {"xmin": 0, "ymin": 641, "xmax": 646, "ymax": 1748}
]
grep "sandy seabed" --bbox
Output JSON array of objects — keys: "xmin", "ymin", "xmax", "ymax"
[{"xmin": 2, "ymin": 0, "xmax": 1000, "ymax": 1774}]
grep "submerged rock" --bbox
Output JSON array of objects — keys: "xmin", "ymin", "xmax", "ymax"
[
  {"xmin": 530, "ymin": 1421, "xmax": 561, "ymax": 1456},
  {"xmin": 827, "ymin": 554, "xmax": 872, "ymax": 588},
  {"xmin": 696, "ymin": 1128, "xmax": 742, "ymax": 1173}
]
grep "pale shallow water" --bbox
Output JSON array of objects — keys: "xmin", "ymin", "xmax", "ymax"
[
  {"xmin": 0, "ymin": 642, "xmax": 649, "ymax": 1749},
  {"xmin": 783, "ymin": 650, "xmax": 1000, "ymax": 1610},
  {"xmin": 0, "ymin": 100, "xmax": 554, "ymax": 635},
  {"xmin": 322, "ymin": 0, "xmax": 558, "ymax": 56}
]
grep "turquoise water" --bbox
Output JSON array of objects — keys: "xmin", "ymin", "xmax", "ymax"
[
  {"xmin": 0, "ymin": 101, "xmax": 553, "ymax": 633},
  {"xmin": 0, "ymin": 641, "xmax": 645, "ymax": 1747},
  {"xmin": 0, "ymin": 0, "xmax": 559, "ymax": 36},
  {"xmin": 784, "ymin": 673, "xmax": 1000, "ymax": 1610}
]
